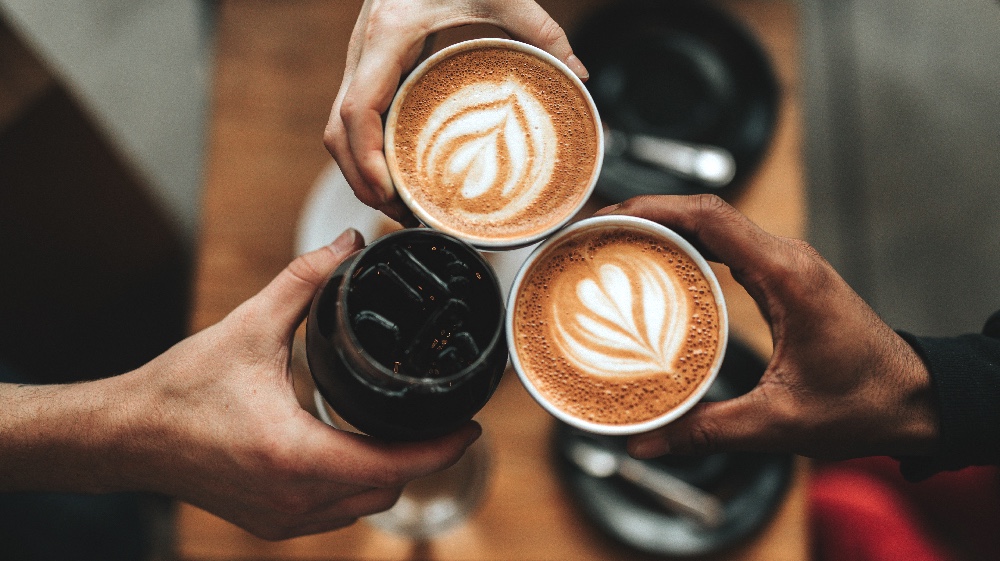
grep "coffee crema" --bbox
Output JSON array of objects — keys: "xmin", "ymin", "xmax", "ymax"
[
  {"xmin": 512, "ymin": 226, "xmax": 722, "ymax": 425},
  {"xmin": 387, "ymin": 42, "xmax": 600, "ymax": 247}
]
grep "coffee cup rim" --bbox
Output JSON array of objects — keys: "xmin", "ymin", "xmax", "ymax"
[
  {"xmin": 384, "ymin": 37, "xmax": 604, "ymax": 251},
  {"xmin": 505, "ymin": 215, "xmax": 730, "ymax": 435}
]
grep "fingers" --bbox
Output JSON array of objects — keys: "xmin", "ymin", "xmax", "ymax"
[
  {"xmin": 596, "ymin": 196, "xmax": 795, "ymax": 458},
  {"xmin": 230, "ymin": 420, "xmax": 481, "ymax": 540},
  {"xmin": 340, "ymin": 85, "xmax": 395, "ymax": 206},
  {"xmin": 597, "ymin": 195, "xmax": 801, "ymax": 302},
  {"xmin": 486, "ymin": 0, "xmax": 588, "ymax": 80},
  {"xmin": 327, "ymin": 83, "xmax": 395, "ymax": 214},
  {"xmin": 302, "ymin": 420, "xmax": 482, "ymax": 489},
  {"xmin": 326, "ymin": 0, "xmax": 429, "ymax": 220},
  {"xmin": 249, "ymin": 421, "xmax": 480, "ymax": 540},
  {"xmin": 324, "ymin": 101, "xmax": 375, "ymax": 204},
  {"xmin": 255, "ymin": 485, "xmax": 405, "ymax": 541},
  {"xmin": 337, "ymin": 23, "xmax": 430, "ymax": 212},
  {"xmin": 626, "ymin": 389, "xmax": 780, "ymax": 458},
  {"xmin": 597, "ymin": 195, "xmax": 776, "ymax": 270},
  {"xmin": 320, "ymin": 485, "xmax": 405, "ymax": 520},
  {"xmin": 248, "ymin": 229, "xmax": 365, "ymax": 337}
]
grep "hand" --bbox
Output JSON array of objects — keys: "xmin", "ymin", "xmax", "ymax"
[
  {"xmin": 0, "ymin": 229, "xmax": 481, "ymax": 540},
  {"xmin": 324, "ymin": 0, "xmax": 589, "ymax": 225},
  {"xmin": 595, "ymin": 195, "xmax": 939, "ymax": 461},
  {"xmin": 132, "ymin": 228, "xmax": 482, "ymax": 539}
]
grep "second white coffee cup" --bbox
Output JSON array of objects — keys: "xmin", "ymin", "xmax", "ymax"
[{"xmin": 506, "ymin": 215, "xmax": 729, "ymax": 435}]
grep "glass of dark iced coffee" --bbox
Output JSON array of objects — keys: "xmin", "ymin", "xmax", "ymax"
[{"xmin": 306, "ymin": 228, "xmax": 507, "ymax": 441}]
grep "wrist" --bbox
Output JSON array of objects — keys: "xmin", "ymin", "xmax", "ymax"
[
  {"xmin": 886, "ymin": 333, "xmax": 939, "ymax": 457},
  {"xmin": 86, "ymin": 369, "xmax": 163, "ymax": 493}
]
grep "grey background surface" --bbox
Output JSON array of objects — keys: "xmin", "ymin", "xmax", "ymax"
[{"xmin": 803, "ymin": 0, "xmax": 1000, "ymax": 336}]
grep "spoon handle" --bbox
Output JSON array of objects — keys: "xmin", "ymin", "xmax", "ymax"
[
  {"xmin": 627, "ymin": 133, "xmax": 737, "ymax": 188},
  {"xmin": 617, "ymin": 455, "xmax": 726, "ymax": 528}
]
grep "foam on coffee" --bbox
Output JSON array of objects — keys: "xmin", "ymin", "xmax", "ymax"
[
  {"xmin": 388, "ymin": 43, "xmax": 599, "ymax": 246},
  {"xmin": 512, "ymin": 226, "xmax": 722, "ymax": 426}
]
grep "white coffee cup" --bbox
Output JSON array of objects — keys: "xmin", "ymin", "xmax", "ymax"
[
  {"xmin": 506, "ymin": 215, "xmax": 728, "ymax": 435},
  {"xmin": 385, "ymin": 38, "xmax": 604, "ymax": 250}
]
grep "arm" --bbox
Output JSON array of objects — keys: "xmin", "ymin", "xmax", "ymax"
[
  {"xmin": 596, "ymin": 195, "xmax": 941, "ymax": 462},
  {"xmin": 0, "ymin": 378, "xmax": 139, "ymax": 493},
  {"xmin": 0, "ymin": 229, "xmax": 481, "ymax": 540},
  {"xmin": 324, "ymin": 0, "xmax": 589, "ymax": 224}
]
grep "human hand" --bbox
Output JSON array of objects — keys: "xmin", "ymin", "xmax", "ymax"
[
  {"xmin": 324, "ymin": 0, "xmax": 589, "ymax": 225},
  {"xmin": 595, "ymin": 195, "xmax": 939, "ymax": 461},
  {"xmin": 107, "ymin": 229, "xmax": 481, "ymax": 539}
]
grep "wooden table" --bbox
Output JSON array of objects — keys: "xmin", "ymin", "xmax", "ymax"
[{"xmin": 179, "ymin": 0, "xmax": 808, "ymax": 559}]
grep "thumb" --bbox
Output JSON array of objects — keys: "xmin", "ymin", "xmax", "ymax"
[
  {"xmin": 248, "ymin": 229, "xmax": 365, "ymax": 337},
  {"xmin": 626, "ymin": 389, "xmax": 777, "ymax": 458}
]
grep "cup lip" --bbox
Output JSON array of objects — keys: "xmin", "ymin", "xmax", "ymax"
[
  {"xmin": 335, "ymin": 228, "xmax": 507, "ymax": 388},
  {"xmin": 505, "ymin": 215, "xmax": 730, "ymax": 435},
  {"xmin": 384, "ymin": 37, "xmax": 605, "ymax": 251}
]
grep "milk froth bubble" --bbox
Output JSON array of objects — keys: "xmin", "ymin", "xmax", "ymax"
[
  {"xmin": 385, "ymin": 38, "xmax": 603, "ymax": 250},
  {"xmin": 507, "ymin": 216, "xmax": 728, "ymax": 434}
]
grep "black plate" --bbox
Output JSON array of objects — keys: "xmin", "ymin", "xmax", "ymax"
[
  {"xmin": 572, "ymin": 0, "xmax": 780, "ymax": 202},
  {"xmin": 552, "ymin": 337, "xmax": 793, "ymax": 557}
]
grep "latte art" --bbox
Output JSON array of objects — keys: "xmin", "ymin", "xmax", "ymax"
[
  {"xmin": 555, "ymin": 257, "xmax": 688, "ymax": 378},
  {"xmin": 511, "ymin": 223, "xmax": 724, "ymax": 427},
  {"xmin": 386, "ymin": 41, "xmax": 601, "ymax": 248},
  {"xmin": 417, "ymin": 79, "xmax": 557, "ymax": 220}
]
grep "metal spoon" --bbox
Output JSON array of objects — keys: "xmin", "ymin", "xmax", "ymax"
[
  {"xmin": 566, "ymin": 438, "xmax": 726, "ymax": 528},
  {"xmin": 603, "ymin": 125, "xmax": 737, "ymax": 188}
]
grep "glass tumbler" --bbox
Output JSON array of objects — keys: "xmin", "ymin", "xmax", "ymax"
[
  {"xmin": 305, "ymin": 229, "xmax": 506, "ymax": 537},
  {"xmin": 306, "ymin": 228, "xmax": 508, "ymax": 441}
]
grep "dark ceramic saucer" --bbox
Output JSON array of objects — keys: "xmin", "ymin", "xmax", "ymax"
[
  {"xmin": 552, "ymin": 337, "xmax": 793, "ymax": 557},
  {"xmin": 572, "ymin": 0, "xmax": 780, "ymax": 202}
]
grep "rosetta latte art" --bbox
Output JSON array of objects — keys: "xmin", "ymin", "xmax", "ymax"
[
  {"xmin": 554, "ymin": 256, "xmax": 689, "ymax": 379},
  {"xmin": 416, "ymin": 78, "xmax": 557, "ymax": 221}
]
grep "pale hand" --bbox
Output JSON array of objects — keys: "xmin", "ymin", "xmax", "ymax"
[
  {"xmin": 0, "ymin": 229, "xmax": 481, "ymax": 540},
  {"xmin": 324, "ymin": 0, "xmax": 589, "ymax": 224}
]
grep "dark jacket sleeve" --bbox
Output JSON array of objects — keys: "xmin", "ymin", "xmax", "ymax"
[{"xmin": 895, "ymin": 310, "xmax": 1000, "ymax": 481}]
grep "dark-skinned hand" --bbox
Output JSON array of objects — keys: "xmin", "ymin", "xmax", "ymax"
[{"xmin": 595, "ymin": 195, "xmax": 938, "ymax": 461}]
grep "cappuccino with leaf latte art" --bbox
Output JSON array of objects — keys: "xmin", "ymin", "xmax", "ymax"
[
  {"xmin": 509, "ymin": 217, "xmax": 727, "ymax": 430},
  {"xmin": 385, "ymin": 39, "xmax": 602, "ymax": 249}
]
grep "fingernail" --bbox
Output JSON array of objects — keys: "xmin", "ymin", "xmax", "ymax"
[
  {"xmin": 628, "ymin": 435, "xmax": 668, "ymax": 459},
  {"xmin": 566, "ymin": 54, "xmax": 589, "ymax": 81},
  {"xmin": 464, "ymin": 423, "xmax": 483, "ymax": 447},
  {"xmin": 330, "ymin": 228, "xmax": 360, "ymax": 253},
  {"xmin": 378, "ymin": 184, "xmax": 396, "ymax": 205},
  {"xmin": 376, "ymin": 174, "xmax": 397, "ymax": 205}
]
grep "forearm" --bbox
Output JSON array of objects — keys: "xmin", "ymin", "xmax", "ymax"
[{"xmin": 0, "ymin": 374, "xmax": 145, "ymax": 493}]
